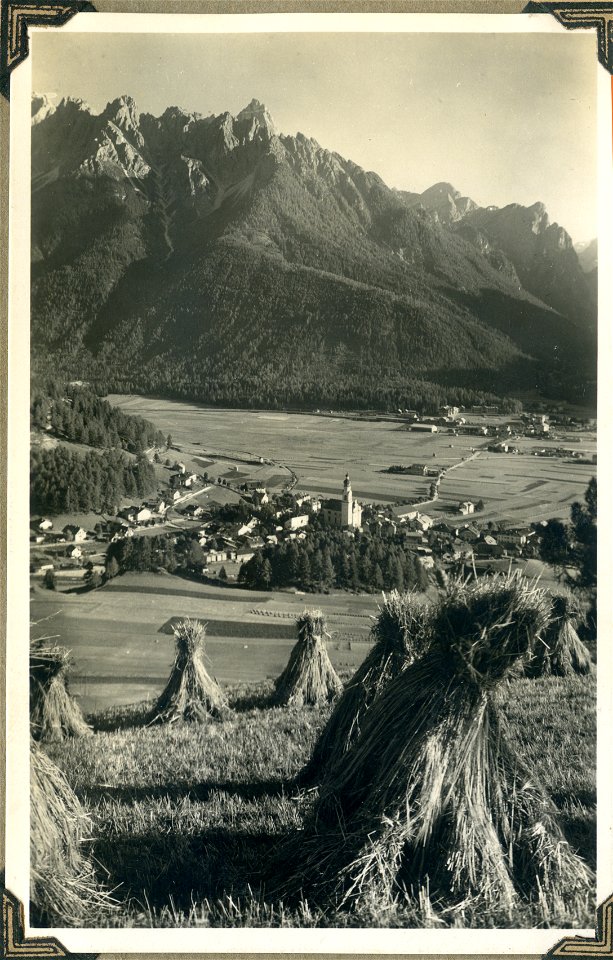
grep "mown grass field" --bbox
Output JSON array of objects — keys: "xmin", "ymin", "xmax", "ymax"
[
  {"xmin": 31, "ymin": 575, "xmax": 381, "ymax": 713},
  {"xmin": 43, "ymin": 671, "xmax": 596, "ymax": 929},
  {"xmin": 107, "ymin": 396, "xmax": 596, "ymax": 522}
]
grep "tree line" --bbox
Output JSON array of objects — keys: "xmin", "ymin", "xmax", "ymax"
[
  {"xmin": 31, "ymin": 378, "xmax": 166, "ymax": 453},
  {"xmin": 539, "ymin": 478, "xmax": 597, "ymax": 589},
  {"xmin": 31, "ymin": 446, "xmax": 157, "ymax": 515},
  {"xmin": 237, "ymin": 530, "xmax": 431, "ymax": 593}
]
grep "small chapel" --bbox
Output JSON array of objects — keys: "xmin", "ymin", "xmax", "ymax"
[{"xmin": 320, "ymin": 473, "xmax": 362, "ymax": 530}]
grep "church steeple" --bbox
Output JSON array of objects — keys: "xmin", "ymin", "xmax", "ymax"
[
  {"xmin": 343, "ymin": 473, "xmax": 352, "ymax": 501},
  {"xmin": 341, "ymin": 473, "xmax": 353, "ymax": 527}
]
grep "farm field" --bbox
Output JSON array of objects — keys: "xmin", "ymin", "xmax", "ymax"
[
  {"xmin": 107, "ymin": 396, "xmax": 596, "ymax": 523},
  {"xmin": 31, "ymin": 574, "xmax": 380, "ymax": 713},
  {"xmin": 44, "ymin": 670, "xmax": 596, "ymax": 929},
  {"xmin": 430, "ymin": 447, "xmax": 597, "ymax": 524}
]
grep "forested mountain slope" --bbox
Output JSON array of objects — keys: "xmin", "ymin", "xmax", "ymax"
[{"xmin": 31, "ymin": 95, "xmax": 596, "ymax": 408}]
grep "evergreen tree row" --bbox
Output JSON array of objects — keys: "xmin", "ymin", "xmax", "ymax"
[
  {"xmin": 32, "ymin": 358, "xmax": 523, "ymax": 417},
  {"xmin": 105, "ymin": 534, "xmax": 180, "ymax": 578},
  {"xmin": 237, "ymin": 531, "xmax": 430, "ymax": 593}
]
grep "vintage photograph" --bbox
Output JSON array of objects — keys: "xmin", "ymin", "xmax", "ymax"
[{"xmin": 7, "ymin": 11, "xmax": 607, "ymax": 947}]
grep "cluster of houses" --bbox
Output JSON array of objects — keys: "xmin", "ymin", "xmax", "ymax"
[
  {"xmin": 364, "ymin": 506, "xmax": 545, "ymax": 571},
  {"xmin": 30, "ymin": 519, "xmax": 95, "ymax": 575},
  {"xmin": 404, "ymin": 409, "xmax": 553, "ymax": 439}
]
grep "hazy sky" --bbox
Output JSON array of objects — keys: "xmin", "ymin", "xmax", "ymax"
[{"xmin": 31, "ymin": 28, "xmax": 598, "ymax": 241}]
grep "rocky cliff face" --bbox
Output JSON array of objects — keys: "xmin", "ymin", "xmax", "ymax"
[
  {"xmin": 575, "ymin": 238, "xmax": 598, "ymax": 274},
  {"xmin": 30, "ymin": 94, "xmax": 596, "ymax": 405},
  {"xmin": 400, "ymin": 185, "xmax": 596, "ymax": 330}
]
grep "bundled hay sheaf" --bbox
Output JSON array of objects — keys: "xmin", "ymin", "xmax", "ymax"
[
  {"xmin": 30, "ymin": 638, "xmax": 92, "ymax": 741},
  {"xmin": 150, "ymin": 618, "xmax": 228, "ymax": 723},
  {"xmin": 526, "ymin": 591, "xmax": 593, "ymax": 678},
  {"xmin": 292, "ymin": 574, "xmax": 593, "ymax": 922},
  {"xmin": 31, "ymin": 741, "xmax": 115, "ymax": 926},
  {"xmin": 274, "ymin": 610, "xmax": 343, "ymax": 707},
  {"xmin": 299, "ymin": 591, "xmax": 432, "ymax": 785}
]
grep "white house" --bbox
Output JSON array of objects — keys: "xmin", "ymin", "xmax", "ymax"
[
  {"xmin": 414, "ymin": 513, "xmax": 434, "ymax": 531},
  {"xmin": 284, "ymin": 515, "xmax": 310, "ymax": 532},
  {"xmin": 63, "ymin": 524, "xmax": 87, "ymax": 542},
  {"xmin": 458, "ymin": 501, "xmax": 476, "ymax": 515}
]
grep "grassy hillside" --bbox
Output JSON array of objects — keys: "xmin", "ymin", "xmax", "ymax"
[{"xmin": 43, "ymin": 672, "xmax": 596, "ymax": 928}]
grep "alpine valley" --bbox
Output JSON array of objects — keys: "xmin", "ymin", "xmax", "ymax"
[{"xmin": 31, "ymin": 94, "xmax": 597, "ymax": 410}]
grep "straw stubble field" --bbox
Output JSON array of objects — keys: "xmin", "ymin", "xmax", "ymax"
[{"xmin": 44, "ymin": 668, "xmax": 596, "ymax": 929}]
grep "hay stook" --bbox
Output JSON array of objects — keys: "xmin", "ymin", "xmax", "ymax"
[
  {"xmin": 296, "ymin": 574, "xmax": 593, "ymax": 923},
  {"xmin": 274, "ymin": 609, "xmax": 343, "ymax": 707},
  {"xmin": 150, "ymin": 618, "xmax": 228, "ymax": 723},
  {"xmin": 30, "ymin": 741, "xmax": 115, "ymax": 926},
  {"xmin": 526, "ymin": 591, "xmax": 593, "ymax": 677},
  {"xmin": 30, "ymin": 638, "xmax": 92, "ymax": 741},
  {"xmin": 299, "ymin": 590, "xmax": 432, "ymax": 785}
]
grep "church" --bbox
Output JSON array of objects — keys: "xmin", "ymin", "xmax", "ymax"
[{"xmin": 320, "ymin": 474, "xmax": 362, "ymax": 530}]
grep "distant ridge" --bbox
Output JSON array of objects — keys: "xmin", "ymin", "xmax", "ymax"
[{"xmin": 30, "ymin": 95, "xmax": 596, "ymax": 409}]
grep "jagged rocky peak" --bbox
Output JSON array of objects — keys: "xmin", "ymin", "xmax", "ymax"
[
  {"xmin": 42, "ymin": 94, "xmax": 93, "ymax": 119},
  {"xmin": 417, "ymin": 181, "xmax": 479, "ymax": 224},
  {"xmin": 527, "ymin": 201, "xmax": 549, "ymax": 233},
  {"xmin": 542, "ymin": 222, "xmax": 574, "ymax": 252},
  {"xmin": 31, "ymin": 92, "xmax": 58, "ymax": 124},
  {"xmin": 102, "ymin": 95, "xmax": 141, "ymax": 135},
  {"xmin": 151, "ymin": 105, "xmax": 199, "ymax": 139},
  {"xmin": 236, "ymin": 98, "xmax": 277, "ymax": 138},
  {"xmin": 421, "ymin": 181, "xmax": 461, "ymax": 201},
  {"xmin": 73, "ymin": 95, "xmax": 148, "ymax": 179}
]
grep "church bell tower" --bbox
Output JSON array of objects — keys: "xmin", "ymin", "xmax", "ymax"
[{"xmin": 341, "ymin": 473, "xmax": 352, "ymax": 528}]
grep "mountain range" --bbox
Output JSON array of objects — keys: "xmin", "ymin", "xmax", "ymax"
[{"xmin": 30, "ymin": 93, "xmax": 597, "ymax": 409}]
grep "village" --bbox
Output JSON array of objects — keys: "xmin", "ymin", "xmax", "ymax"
[{"xmin": 29, "ymin": 404, "xmax": 597, "ymax": 590}]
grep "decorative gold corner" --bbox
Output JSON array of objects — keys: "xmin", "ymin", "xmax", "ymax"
[
  {"xmin": 1, "ymin": 889, "xmax": 68, "ymax": 959},
  {"xmin": 6, "ymin": 2, "xmax": 73, "ymax": 68},
  {"xmin": 545, "ymin": 893, "xmax": 613, "ymax": 959},
  {"xmin": 524, "ymin": 2, "xmax": 613, "ymax": 73},
  {"xmin": 0, "ymin": 0, "xmax": 92, "ymax": 98}
]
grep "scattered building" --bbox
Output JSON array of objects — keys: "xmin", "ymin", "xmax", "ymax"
[
  {"xmin": 284, "ymin": 515, "xmax": 310, "ymax": 532},
  {"xmin": 497, "ymin": 526, "xmax": 535, "ymax": 548},
  {"xmin": 410, "ymin": 423, "xmax": 438, "ymax": 433},
  {"xmin": 238, "ymin": 518, "xmax": 259, "ymax": 536},
  {"xmin": 458, "ymin": 501, "xmax": 475, "ymax": 515},
  {"xmin": 458, "ymin": 424, "xmax": 488, "ymax": 437},
  {"xmin": 62, "ymin": 524, "xmax": 87, "ymax": 542}
]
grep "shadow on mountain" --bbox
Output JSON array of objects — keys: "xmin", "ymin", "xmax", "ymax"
[{"xmin": 441, "ymin": 286, "xmax": 595, "ymax": 365}]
